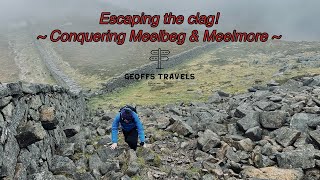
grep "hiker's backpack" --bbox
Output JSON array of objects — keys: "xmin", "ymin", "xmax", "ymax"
[{"xmin": 119, "ymin": 105, "xmax": 137, "ymax": 123}]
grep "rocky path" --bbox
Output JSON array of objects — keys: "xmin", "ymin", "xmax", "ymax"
[{"xmin": 40, "ymin": 74, "xmax": 320, "ymax": 180}]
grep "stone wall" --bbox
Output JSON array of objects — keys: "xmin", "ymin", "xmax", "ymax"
[
  {"xmin": 98, "ymin": 43, "xmax": 225, "ymax": 95},
  {"xmin": 0, "ymin": 82, "xmax": 87, "ymax": 179},
  {"xmin": 34, "ymin": 40, "xmax": 82, "ymax": 94}
]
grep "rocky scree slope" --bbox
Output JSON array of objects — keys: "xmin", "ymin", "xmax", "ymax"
[
  {"xmin": 80, "ymin": 75, "xmax": 320, "ymax": 180},
  {"xmin": 1, "ymin": 75, "xmax": 320, "ymax": 179}
]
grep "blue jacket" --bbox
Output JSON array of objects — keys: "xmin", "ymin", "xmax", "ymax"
[{"xmin": 111, "ymin": 110, "xmax": 145, "ymax": 143}]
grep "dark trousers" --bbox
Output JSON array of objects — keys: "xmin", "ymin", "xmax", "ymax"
[{"xmin": 123, "ymin": 128, "xmax": 138, "ymax": 150}]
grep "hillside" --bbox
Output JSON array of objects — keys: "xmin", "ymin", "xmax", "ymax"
[
  {"xmin": 1, "ymin": 75, "xmax": 320, "ymax": 179},
  {"xmin": 89, "ymin": 41, "xmax": 320, "ymax": 109}
]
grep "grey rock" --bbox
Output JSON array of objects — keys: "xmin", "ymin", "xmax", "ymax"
[
  {"xmin": 28, "ymin": 109, "xmax": 40, "ymax": 121},
  {"xmin": 156, "ymin": 115, "xmax": 171, "ymax": 129},
  {"xmin": 202, "ymin": 174, "xmax": 216, "ymax": 180},
  {"xmin": 276, "ymin": 145, "xmax": 315, "ymax": 169},
  {"xmin": 100, "ymin": 161, "xmax": 120, "ymax": 175},
  {"xmin": 74, "ymin": 172, "xmax": 95, "ymax": 180},
  {"xmin": 208, "ymin": 122, "xmax": 228, "ymax": 136},
  {"xmin": 89, "ymin": 153, "xmax": 103, "ymax": 171},
  {"xmin": 226, "ymin": 147, "xmax": 241, "ymax": 163},
  {"xmin": 29, "ymin": 95, "xmax": 42, "ymax": 110},
  {"xmin": 254, "ymin": 101, "xmax": 281, "ymax": 111},
  {"xmin": 97, "ymin": 136, "xmax": 111, "ymax": 146},
  {"xmin": 103, "ymin": 171, "xmax": 124, "ymax": 180},
  {"xmin": 97, "ymin": 147, "xmax": 122, "ymax": 162},
  {"xmin": 7, "ymin": 82, "xmax": 22, "ymax": 95},
  {"xmin": 63, "ymin": 125, "xmax": 81, "ymax": 137},
  {"xmin": 291, "ymin": 101, "xmax": 305, "ymax": 113},
  {"xmin": 15, "ymin": 122, "xmax": 46, "ymax": 148},
  {"xmin": 86, "ymin": 145, "xmax": 95, "ymax": 154},
  {"xmin": 304, "ymin": 169, "xmax": 320, "ymax": 180},
  {"xmin": 17, "ymin": 148, "xmax": 32, "ymax": 168},
  {"xmin": 234, "ymin": 104, "xmax": 252, "ymax": 118},
  {"xmin": 202, "ymin": 160, "xmax": 223, "ymax": 177},
  {"xmin": 193, "ymin": 149, "xmax": 211, "ymax": 162},
  {"xmin": 237, "ymin": 138, "xmax": 254, "ymax": 152},
  {"xmin": 245, "ymin": 126, "xmax": 262, "ymax": 141},
  {"xmin": 166, "ymin": 118, "xmax": 194, "ymax": 136},
  {"xmin": 259, "ymin": 111, "xmax": 286, "ymax": 129},
  {"xmin": 309, "ymin": 130, "xmax": 320, "ymax": 148},
  {"xmin": 197, "ymin": 129, "xmax": 220, "ymax": 152},
  {"xmin": 268, "ymin": 95, "xmax": 283, "ymax": 102},
  {"xmin": 21, "ymin": 83, "xmax": 39, "ymax": 94},
  {"xmin": 57, "ymin": 143, "xmax": 75, "ymax": 156},
  {"xmin": 28, "ymin": 171, "xmax": 55, "ymax": 180},
  {"xmin": 304, "ymin": 106, "xmax": 320, "ymax": 114},
  {"xmin": 290, "ymin": 113, "xmax": 320, "ymax": 132},
  {"xmin": 2, "ymin": 102, "xmax": 14, "ymax": 119},
  {"xmin": 49, "ymin": 155, "xmax": 76, "ymax": 175},
  {"xmin": 208, "ymin": 92, "xmax": 222, "ymax": 103},
  {"xmin": 101, "ymin": 112, "xmax": 116, "ymax": 121},
  {"xmin": 54, "ymin": 175, "xmax": 69, "ymax": 180},
  {"xmin": 278, "ymin": 79, "xmax": 303, "ymax": 92},
  {"xmin": 126, "ymin": 161, "xmax": 139, "ymax": 177},
  {"xmin": 121, "ymin": 175, "xmax": 131, "ymax": 180},
  {"xmin": 0, "ymin": 96, "xmax": 12, "ymax": 108},
  {"xmin": 272, "ymin": 127, "xmax": 301, "ymax": 147},
  {"xmin": 0, "ymin": 84, "xmax": 9, "ymax": 98},
  {"xmin": 97, "ymin": 127, "xmax": 106, "ymax": 136},
  {"xmin": 136, "ymin": 147, "xmax": 155, "ymax": 163},
  {"xmin": 237, "ymin": 111, "xmax": 260, "ymax": 131}
]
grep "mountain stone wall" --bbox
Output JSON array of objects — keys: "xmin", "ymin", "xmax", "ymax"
[{"xmin": 0, "ymin": 82, "xmax": 87, "ymax": 179}]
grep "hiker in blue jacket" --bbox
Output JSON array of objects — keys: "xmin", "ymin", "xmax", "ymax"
[{"xmin": 110, "ymin": 106, "xmax": 145, "ymax": 151}]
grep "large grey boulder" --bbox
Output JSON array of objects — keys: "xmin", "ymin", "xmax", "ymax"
[
  {"xmin": 309, "ymin": 130, "xmax": 320, "ymax": 148},
  {"xmin": 156, "ymin": 115, "xmax": 172, "ymax": 129},
  {"xmin": 29, "ymin": 95, "xmax": 42, "ymax": 110},
  {"xmin": 197, "ymin": 129, "xmax": 220, "ymax": 152},
  {"xmin": 97, "ymin": 147, "xmax": 122, "ymax": 162},
  {"xmin": 0, "ymin": 96, "xmax": 12, "ymax": 108},
  {"xmin": 276, "ymin": 145, "xmax": 315, "ymax": 169},
  {"xmin": 260, "ymin": 111, "xmax": 287, "ymax": 129},
  {"xmin": 166, "ymin": 117, "xmax": 194, "ymax": 136},
  {"xmin": 57, "ymin": 143, "xmax": 75, "ymax": 156},
  {"xmin": 49, "ymin": 155, "xmax": 76, "ymax": 175},
  {"xmin": 0, "ymin": 84, "xmax": 9, "ymax": 98},
  {"xmin": 290, "ymin": 113, "xmax": 320, "ymax": 132},
  {"xmin": 15, "ymin": 122, "xmax": 46, "ymax": 148},
  {"xmin": 237, "ymin": 111, "xmax": 260, "ymax": 131},
  {"xmin": 88, "ymin": 153, "xmax": 103, "ymax": 172},
  {"xmin": 245, "ymin": 126, "xmax": 262, "ymax": 141},
  {"xmin": 126, "ymin": 149, "xmax": 140, "ymax": 177},
  {"xmin": 272, "ymin": 127, "xmax": 301, "ymax": 147}
]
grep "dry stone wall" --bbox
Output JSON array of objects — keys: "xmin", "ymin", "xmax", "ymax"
[{"xmin": 0, "ymin": 82, "xmax": 87, "ymax": 179}]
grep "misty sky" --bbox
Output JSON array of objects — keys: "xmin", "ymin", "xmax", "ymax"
[{"xmin": 0, "ymin": 0, "xmax": 319, "ymax": 41}]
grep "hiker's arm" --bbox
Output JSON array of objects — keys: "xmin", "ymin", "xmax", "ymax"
[
  {"xmin": 111, "ymin": 113, "xmax": 121, "ymax": 143},
  {"xmin": 133, "ymin": 112, "xmax": 145, "ymax": 143}
]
